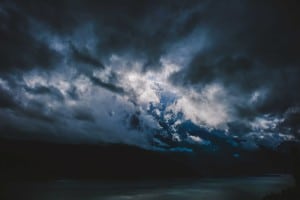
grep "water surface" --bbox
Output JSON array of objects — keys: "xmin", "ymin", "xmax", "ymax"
[{"xmin": 1, "ymin": 175, "xmax": 293, "ymax": 200}]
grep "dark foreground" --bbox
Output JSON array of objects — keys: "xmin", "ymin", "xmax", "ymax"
[
  {"xmin": 0, "ymin": 138, "xmax": 297, "ymax": 180},
  {"xmin": 1, "ymin": 139, "xmax": 299, "ymax": 199},
  {"xmin": 0, "ymin": 175, "xmax": 294, "ymax": 200}
]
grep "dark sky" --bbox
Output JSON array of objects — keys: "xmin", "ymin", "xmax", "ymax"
[{"xmin": 0, "ymin": 0, "xmax": 299, "ymax": 152}]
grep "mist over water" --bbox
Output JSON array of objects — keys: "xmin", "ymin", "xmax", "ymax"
[{"xmin": 2, "ymin": 175, "xmax": 293, "ymax": 200}]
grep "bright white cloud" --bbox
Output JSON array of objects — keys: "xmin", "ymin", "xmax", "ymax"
[
  {"xmin": 186, "ymin": 134, "xmax": 211, "ymax": 145},
  {"xmin": 167, "ymin": 83, "xmax": 233, "ymax": 129},
  {"xmin": 250, "ymin": 115, "xmax": 283, "ymax": 132}
]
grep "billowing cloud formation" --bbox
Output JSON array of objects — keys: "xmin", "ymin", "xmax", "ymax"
[{"xmin": 0, "ymin": 0, "xmax": 299, "ymax": 151}]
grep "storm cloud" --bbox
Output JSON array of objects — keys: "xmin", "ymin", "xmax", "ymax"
[{"xmin": 0, "ymin": 0, "xmax": 299, "ymax": 151}]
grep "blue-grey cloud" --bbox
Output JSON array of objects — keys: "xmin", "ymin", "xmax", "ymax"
[{"xmin": 0, "ymin": 0, "xmax": 299, "ymax": 152}]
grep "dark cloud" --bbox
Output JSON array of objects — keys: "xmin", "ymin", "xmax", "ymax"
[
  {"xmin": 129, "ymin": 113, "xmax": 141, "ymax": 130},
  {"xmin": 170, "ymin": 0, "xmax": 300, "ymax": 120},
  {"xmin": 24, "ymin": 85, "xmax": 64, "ymax": 101},
  {"xmin": 73, "ymin": 108, "xmax": 95, "ymax": 122},
  {"xmin": 0, "ymin": 86, "xmax": 17, "ymax": 109},
  {"xmin": 18, "ymin": 100, "xmax": 58, "ymax": 123},
  {"xmin": 7, "ymin": 0, "xmax": 80, "ymax": 34},
  {"xmin": 0, "ymin": 4, "xmax": 61, "ymax": 72},
  {"xmin": 280, "ymin": 108, "xmax": 300, "ymax": 138},
  {"xmin": 90, "ymin": 76, "xmax": 125, "ymax": 94},
  {"xmin": 2, "ymin": 0, "xmax": 299, "ymax": 73},
  {"xmin": 70, "ymin": 43, "xmax": 105, "ymax": 68},
  {"xmin": 67, "ymin": 85, "xmax": 79, "ymax": 100},
  {"xmin": 5, "ymin": 0, "xmax": 207, "ymax": 71},
  {"xmin": 0, "ymin": 82, "xmax": 60, "ymax": 127}
]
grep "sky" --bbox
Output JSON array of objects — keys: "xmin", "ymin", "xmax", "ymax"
[{"xmin": 0, "ymin": 0, "xmax": 299, "ymax": 153}]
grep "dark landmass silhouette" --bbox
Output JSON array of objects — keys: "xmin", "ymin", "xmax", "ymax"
[
  {"xmin": 262, "ymin": 146, "xmax": 300, "ymax": 200},
  {"xmin": 0, "ymin": 138, "xmax": 298, "ymax": 181}
]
